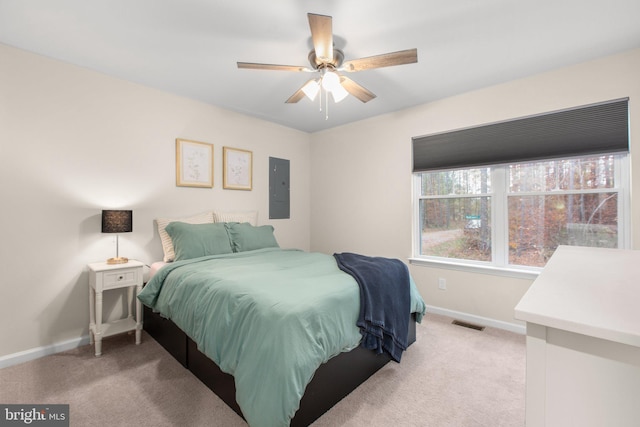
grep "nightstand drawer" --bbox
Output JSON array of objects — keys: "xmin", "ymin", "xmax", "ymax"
[{"xmin": 103, "ymin": 269, "xmax": 138, "ymax": 289}]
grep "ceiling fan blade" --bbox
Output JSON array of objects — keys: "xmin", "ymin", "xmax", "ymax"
[
  {"xmin": 341, "ymin": 48, "xmax": 418, "ymax": 72},
  {"xmin": 340, "ymin": 76, "xmax": 376, "ymax": 103},
  {"xmin": 285, "ymin": 89, "xmax": 306, "ymax": 104},
  {"xmin": 308, "ymin": 13, "xmax": 333, "ymax": 63},
  {"xmin": 237, "ymin": 62, "xmax": 310, "ymax": 72},
  {"xmin": 285, "ymin": 78, "xmax": 318, "ymax": 103}
]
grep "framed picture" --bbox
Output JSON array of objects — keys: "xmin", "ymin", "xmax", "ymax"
[
  {"xmin": 176, "ymin": 138, "xmax": 214, "ymax": 188},
  {"xmin": 223, "ymin": 146, "xmax": 253, "ymax": 190}
]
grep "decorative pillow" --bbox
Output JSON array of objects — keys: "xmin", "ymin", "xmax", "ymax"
[
  {"xmin": 213, "ymin": 211, "xmax": 258, "ymax": 226},
  {"xmin": 164, "ymin": 222, "xmax": 233, "ymax": 261},
  {"xmin": 156, "ymin": 212, "xmax": 213, "ymax": 262},
  {"xmin": 225, "ymin": 222, "xmax": 279, "ymax": 252}
]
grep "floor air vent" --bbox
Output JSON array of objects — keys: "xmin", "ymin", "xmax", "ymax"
[{"xmin": 452, "ymin": 320, "xmax": 485, "ymax": 331}]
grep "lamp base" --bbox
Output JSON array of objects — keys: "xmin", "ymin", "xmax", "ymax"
[{"xmin": 106, "ymin": 257, "xmax": 129, "ymax": 265}]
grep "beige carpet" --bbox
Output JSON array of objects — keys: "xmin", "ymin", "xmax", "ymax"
[{"xmin": 0, "ymin": 313, "xmax": 525, "ymax": 426}]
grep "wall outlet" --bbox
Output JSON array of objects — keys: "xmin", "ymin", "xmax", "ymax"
[{"xmin": 438, "ymin": 277, "xmax": 447, "ymax": 290}]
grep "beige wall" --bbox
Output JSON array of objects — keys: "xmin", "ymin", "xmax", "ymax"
[
  {"xmin": 310, "ymin": 48, "xmax": 640, "ymax": 327},
  {"xmin": 0, "ymin": 44, "xmax": 311, "ymax": 359}
]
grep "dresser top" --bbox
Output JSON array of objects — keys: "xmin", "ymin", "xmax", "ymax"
[{"xmin": 514, "ymin": 245, "xmax": 640, "ymax": 348}]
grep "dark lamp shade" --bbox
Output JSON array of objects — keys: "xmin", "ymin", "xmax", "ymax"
[{"xmin": 101, "ymin": 210, "xmax": 133, "ymax": 233}]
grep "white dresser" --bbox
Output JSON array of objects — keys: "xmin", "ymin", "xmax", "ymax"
[{"xmin": 515, "ymin": 246, "xmax": 640, "ymax": 427}]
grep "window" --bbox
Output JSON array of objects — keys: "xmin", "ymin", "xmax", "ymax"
[
  {"xmin": 413, "ymin": 154, "xmax": 629, "ymax": 272},
  {"xmin": 417, "ymin": 167, "xmax": 492, "ymax": 263},
  {"xmin": 411, "ymin": 99, "xmax": 629, "ymax": 274}
]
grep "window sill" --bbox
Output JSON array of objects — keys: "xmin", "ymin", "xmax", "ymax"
[{"xmin": 408, "ymin": 257, "xmax": 541, "ymax": 280}]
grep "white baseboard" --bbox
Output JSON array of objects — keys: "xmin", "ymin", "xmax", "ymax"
[
  {"xmin": 0, "ymin": 335, "xmax": 91, "ymax": 369},
  {"xmin": 1, "ymin": 307, "xmax": 524, "ymax": 369},
  {"xmin": 425, "ymin": 304, "xmax": 526, "ymax": 335}
]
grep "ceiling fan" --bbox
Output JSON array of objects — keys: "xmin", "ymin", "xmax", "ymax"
[{"xmin": 237, "ymin": 13, "xmax": 418, "ymax": 107}]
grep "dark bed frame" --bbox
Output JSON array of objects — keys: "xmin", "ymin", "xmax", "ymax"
[{"xmin": 144, "ymin": 305, "xmax": 417, "ymax": 426}]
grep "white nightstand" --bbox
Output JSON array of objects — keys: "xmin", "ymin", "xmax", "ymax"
[{"xmin": 88, "ymin": 260, "xmax": 144, "ymax": 356}]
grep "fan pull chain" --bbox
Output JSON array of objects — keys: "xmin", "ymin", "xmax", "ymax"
[{"xmin": 325, "ymin": 90, "xmax": 329, "ymax": 120}]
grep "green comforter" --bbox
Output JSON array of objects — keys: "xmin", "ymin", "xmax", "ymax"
[{"xmin": 138, "ymin": 248, "xmax": 426, "ymax": 427}]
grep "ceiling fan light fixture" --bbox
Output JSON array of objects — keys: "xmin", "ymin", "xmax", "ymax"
[
  {"xmin": 320, "ymin": 69, "xmax": 348, "ymax": 103},
  {"xmin": 330, "ymin": 83, "xmax": 349, "ymax": 103},
  {"xmin": 321, "ymin": 70, "xmax": 341, "ymax": 92},
  {"xmin": 301, "ymin": 79, "xmax": 320, "ymax": 101}
]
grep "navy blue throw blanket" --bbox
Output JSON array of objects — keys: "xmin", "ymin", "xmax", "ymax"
[{"xmin": 333, "ymin": 252, "xmax": 410, "ymax": 362}]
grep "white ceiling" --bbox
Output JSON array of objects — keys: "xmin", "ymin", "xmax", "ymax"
[{"xmin": 2, "ymin": 0, "xmax": 640, "ymax": 133}]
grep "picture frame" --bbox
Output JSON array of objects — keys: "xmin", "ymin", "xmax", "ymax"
[
  {"xmin": 176, "ymin": 138, "xmax": 214, "ymax": 188},
  {"xmin": 223, "ymin": 146, "xmax": 253, "ymax": 190}
]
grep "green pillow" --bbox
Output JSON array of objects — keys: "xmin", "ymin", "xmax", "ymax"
[
  {"xmin": 165, "ymin": 222, "xmax": 233, "ymax": 261},
  {"xmin": 225, "ymin": 222, "xmax": 279, "ymax": 252}
]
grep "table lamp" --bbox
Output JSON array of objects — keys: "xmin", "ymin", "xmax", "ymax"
[{"xmin": 101, "ymin": 209, "xmax": 132, "ymax": 264}]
